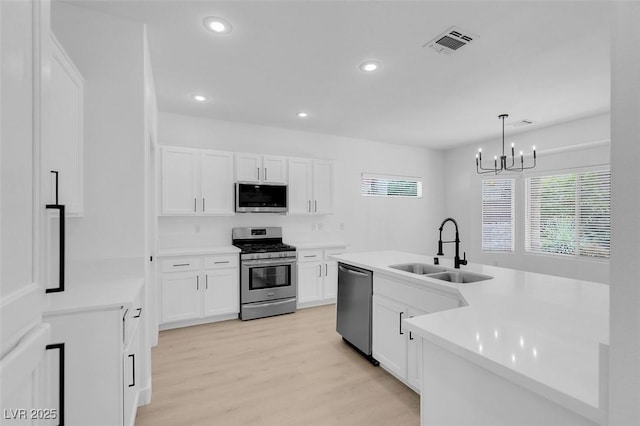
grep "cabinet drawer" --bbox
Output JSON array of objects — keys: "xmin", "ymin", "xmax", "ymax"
[
  {"xmin": 161, "ymin": 257, "xmax": 202, "ymax": 273},
  {"xmin": 324, "ymin": 247, "xmax": 346, "ymax": 261},
  {"xmin": 298, "ymin": 249, "xmax": 323, "ymax": 262},
  {"xmin": 203, "ymin": 254, "xmax": 238, "ymax": 269}
]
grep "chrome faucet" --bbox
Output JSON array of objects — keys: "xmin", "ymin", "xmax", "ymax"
[{"xmin": 437, "ymin": 217, "xmax": 467, "ymax": 269}]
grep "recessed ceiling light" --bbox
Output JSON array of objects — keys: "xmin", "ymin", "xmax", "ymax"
[
  {"xmin": 203, "ymin": 16, "xmax": 232, "ymax": 34},
  {"xmin": 297, "ymin": 112, "xmax": 309, "ymax": 118},
  {"xmin": 359, "ymin": 61, "xmax": 381, "ymax": 73},
  {"xmin": 192, "ymin": 94, "xmax": 208, "ymax": 102}
]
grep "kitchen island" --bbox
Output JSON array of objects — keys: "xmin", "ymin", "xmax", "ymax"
[{"xmin": 331, "ymin": 251, "xmax": 608, "ymax": 426}]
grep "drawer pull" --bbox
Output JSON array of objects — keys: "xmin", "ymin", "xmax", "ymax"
[
  {"xmin": 399, "ymin": 311, "xmax": 404, "ymax": 335},
  {"xmin": 128, "ymin": 354, "xmax": 136, "ymax": 387},
  {"xmin": 46, "ymin": 343, "xmax": 65, "ymax": 426},
  {"xmin": 173, "ymin": 263, "xmax": 190, "ymax": 267},
  {"xmin": 304, "ymin": 255, "xmax": 316, "ymax": 258},
  {"xmin": 214, "ymin": 261, "xmax": 229, "ymax": 264}
]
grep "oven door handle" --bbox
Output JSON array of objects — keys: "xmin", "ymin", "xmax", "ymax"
[
  {"xmin": 246, "ymin": 299, "xmax": 295, "ymax": 309},
  {"xmin": 243, "ymin": 258, "xmax": 297, "ymax": 266}
]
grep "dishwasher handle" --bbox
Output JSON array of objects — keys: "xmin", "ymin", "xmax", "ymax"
[{"xmin": 338, "ymin": 264, "xmax": 370, "ymax": 277}]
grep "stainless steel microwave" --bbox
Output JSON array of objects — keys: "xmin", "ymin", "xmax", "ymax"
[{"xmin": 235, "ymin": 183, "xmax": 288, "ymax": 213}]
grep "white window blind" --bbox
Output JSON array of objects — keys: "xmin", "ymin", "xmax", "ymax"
[
  {"xmin": 361, "ymin": 173, "xmax": 422, "ymax": 198},
  {"xmin": 525, "ymin": 169, "xmax": 610, "ymax": 258},
  {"xmin": 481, "ymin": 179, "xmax": 514, "ymax": 252}
]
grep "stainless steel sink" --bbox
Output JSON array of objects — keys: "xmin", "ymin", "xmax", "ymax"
[
  {"xmin": 427, "ymin": 271, "xmax": 493, "ymax": 283},
  {"xmin": 389, "ymin": 263, "xmax": 447, "ymax": 275}
]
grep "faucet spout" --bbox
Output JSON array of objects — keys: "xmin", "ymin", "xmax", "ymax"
[{"xmin": 437, "ymin": 217, "xmax": 467, "ymax": 269}]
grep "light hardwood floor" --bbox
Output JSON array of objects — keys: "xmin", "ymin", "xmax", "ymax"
[{"xmin": 136, "ymin": 304, "xmax": 419, "ymax": 426}]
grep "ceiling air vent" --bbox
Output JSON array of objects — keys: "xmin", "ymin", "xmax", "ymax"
[{"xmin": 424, "ymin": 26, "xmax": 477, "ymax": 55}]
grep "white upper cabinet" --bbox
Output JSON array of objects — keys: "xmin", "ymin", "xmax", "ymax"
[
  {"xmin": 161, "ymin": 147, "xmax": 198, "ymax": 215},
  {"xmin": 200, "ymin": 150, "xmax": 234, "ymax": 214},
  {"xmin": 235, "ymin": 153, "xmax": 287, "ymax": 184},
  {"xmin": 44, "ymin": 33, "xmax": 84, "ymax": 216},
  {"xmin": 288, "ymin": 157, "xmax": 334, "ymax": 215},
  {"xmin": 288, "ymin": 158, "xmax": 313, "ymax": 214},
  {"xmin": 312, "ymin": 160, "xmax": 334, "ymax": 215},
  {"xmin": 161, "ymin": 147, "xmax": 234, "ymax": 216}
]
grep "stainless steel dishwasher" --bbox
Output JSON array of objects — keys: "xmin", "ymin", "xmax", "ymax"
[{"xmin": 336, "ymin": 263, "xmax": 379, "ymax": 365}]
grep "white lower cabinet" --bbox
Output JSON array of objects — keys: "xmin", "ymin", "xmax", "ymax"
[
  {"xmin": 203, "ymin": 268, "xmax": 239, "ymax": 317},
  {"xmin": 372, "ymin": 294, "xmax": 408, "ymax": 379},
  {"xmin": 160, "ymin": 253, "xmax": 239, "ymax": 328},
  {"xmin": 44, "ymin": 284, "xmax": 144, "ymax": 426},
  {"xmin": 161, "ymin": 271, "xmax": 200, "ymax": 323},
  {"xmin": 406, "ymin": 306, "xmax": 427, "ymax": 391},
  {"xmin": 296, "ymin": 246, "xmax": 346, "ymax": 308},
  {"xmin": 372, "ymin": 275, "xmax": 460, "ymax": 393}
]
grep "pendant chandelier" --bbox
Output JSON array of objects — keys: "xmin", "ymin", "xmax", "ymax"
[{"xmin": 476, "ymin": 114, "xmax": 536, "ymax": 174}]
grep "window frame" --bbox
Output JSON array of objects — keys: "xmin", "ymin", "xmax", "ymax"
[
  {"xmin": 481, "ymin": 178, "xmax": 515, "ymax": 253},
  {"xmin": 524, "ymin": 167, "xmax": 611, "ymax": 260},
  {"xmin": 360, "ymin": 173, "xmax": 423, "ymax": 198}
]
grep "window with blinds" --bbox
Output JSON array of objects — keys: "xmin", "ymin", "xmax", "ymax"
[
  {"xmin": 525, "ymin": 169, "xmax": 610, "ymax": 258},
  {"xmin": 481, "ymin": 179, "xmax": 515, "ymax": 252},
  {"xmin": 361, "ymin": 173, "xmax": 423, "ymax": 198}
]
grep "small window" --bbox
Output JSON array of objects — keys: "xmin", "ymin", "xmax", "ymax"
[
  {"xmin": 482, "ymin": 179, "xmax": 515, "ymax": 252},
  {"xmin": 361, "ymin": 173, "xmax": 423, "ymax": 198},
  {"xmin": 525, "ymin": 169, "xmax": 610, "ymax": 259}
]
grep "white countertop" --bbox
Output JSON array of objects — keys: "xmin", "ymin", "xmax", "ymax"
[
  {"xmin": 289, "ymin": 241, "xmax": 348, "ymax": 250},
  {"xmin": 332, "ymin": 251, "xmax": 608, "ymax": 423},
  {"xmin": 44, "ymin": 277, "xmax": 144, "ymax": 316},
  {"xmin": 157, "ymin": 246, "xmax": 240, "ymax": 257}
]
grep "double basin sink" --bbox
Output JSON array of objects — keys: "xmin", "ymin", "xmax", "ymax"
[{"xmin": 389, "ymin": 263, "xmax": 493, "ymax": 284}]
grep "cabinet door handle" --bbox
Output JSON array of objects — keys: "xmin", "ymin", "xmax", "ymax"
[
  {"xmin": 206, "ymin": 275, "xmax": 208, "ymax": 290},
  {"xmin": 134, "ymin": 307, "xmax": 142, "ymax": 318},
  {"xmin": 46, "ymin": 170, "xmax": 65, "ymax": 293},
  {"xmin": 202, "ymin": 198, "xmax": 205, "ymax": 212},
  {"xmin": 325, "ymin": 264, "xmax": 328, "ymax": 276},
  {"xmin": 318, "ymin": 265, "xmax": 322, "ymax": 277},
  {"xmin": 409, "ymin": 331, "xmax": 414, "ymax": 341},
  {"xmin": 399, "ymin": 311, "xmax": 404, "ymax": 335},
  {"xmin": 46, "ymin": 343, "xmax": 65, "ymax": 426},
  {"xmin": 257, "ymin": 167, "xmax": 260, "ymax": 180},
  {"xmin": 128, "ymin": 354, "xmax": 136, "ymax": 387},
  {"xmin": 308, "ymin": 200, "xmax": 311, "ymax": 212},
  {"xmin": 194, "ymin": 198, "xmax": 197, "ymax": 212},
  {"xmin": 196, "ymin": 275, "xmax": 199, "ymax": 290},
  {"xmin": 315, "ymin": 200, "xmax": 318, "ymax": 212},
  {"xmin": 265, "ymin": 168, "xmax": 268, "ymax": 181}
]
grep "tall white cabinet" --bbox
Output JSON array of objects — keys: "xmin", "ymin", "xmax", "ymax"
[
  {"xmin": 288, "ymin": 158, "xmax": 334, "ymax": 215},
  {"xmin": 161, "ymin": 147, "xmax": 234, "ymax": 215},
  {"xmin": 44, "ymin": 33, "xmax": 84, "ymax": 215}
]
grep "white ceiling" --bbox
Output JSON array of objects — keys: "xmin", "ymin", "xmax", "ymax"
[{"xmin": 70, "ymin": 1, "xmax": 611, "ymax": 149}]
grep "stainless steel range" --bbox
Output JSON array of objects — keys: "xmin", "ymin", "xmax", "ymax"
[{"xmin": 232, "ymin": 227, "xmax": 297, "ymax": 320}]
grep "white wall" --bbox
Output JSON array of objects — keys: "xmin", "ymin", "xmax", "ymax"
[
  {"xmin": 443, "ymin": 113, "xmax": 610, "ymax": 283},
  {"xmin": 51, "ymin": 2, "xmax": 147, "ymax": 280},
  {"xmin": 158, "ymin": 111, "xmax": 445, "ymax": 254}
]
